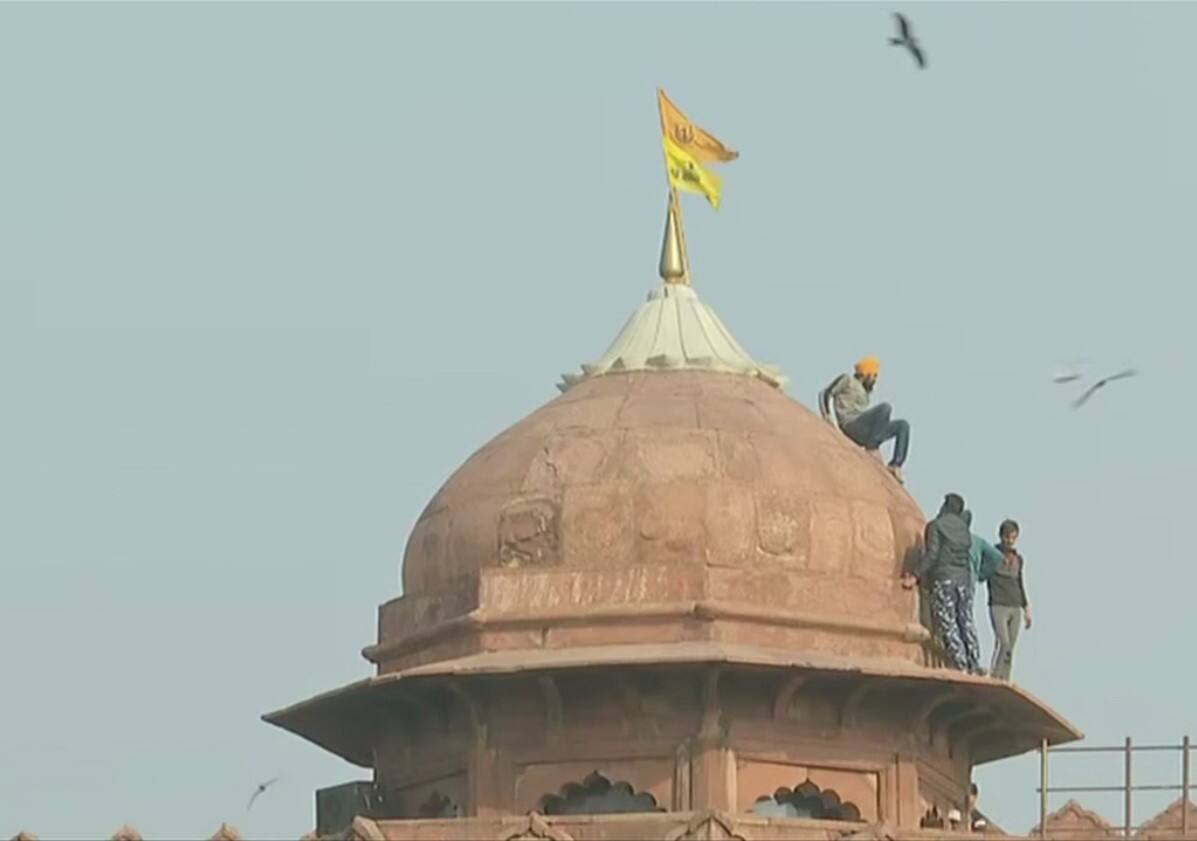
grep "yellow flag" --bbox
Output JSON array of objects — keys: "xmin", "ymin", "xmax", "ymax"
[
  {"xmin": 658, "ymin": 88, "xmax": 739, "ymax": 164},
  {"xmin": 663, "ymin": 134, "xmax": 722, "ymax": 210}
]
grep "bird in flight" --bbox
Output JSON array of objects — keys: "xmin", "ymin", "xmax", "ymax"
[
  {"xmin": 889, "ymin": 13, "xmax": 926, "ymax": 69},
  {"xmin": 1052, "ymin": 358, "xmax": 1093, "ymax": 384},
  {"xmin": 1072, "ymin": 369, "xmax": 1138, "ymax": 409},
  {"xmin": 247, "ymin": 777, "xmax": 280, "ymax": 812}
]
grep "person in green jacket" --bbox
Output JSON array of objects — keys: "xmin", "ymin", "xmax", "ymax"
[
  {"xmin": 962, "ymin": 510, "xmax": 1004, "ymax": 676},
  {"xmin": 963, "ymin": 511, "xmax": 1004, "ymax": 589}
]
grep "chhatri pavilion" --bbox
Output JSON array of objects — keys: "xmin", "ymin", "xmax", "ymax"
[{"xmin": 260, "ymin": 196, "xmax": 1084, "ymax": 839}]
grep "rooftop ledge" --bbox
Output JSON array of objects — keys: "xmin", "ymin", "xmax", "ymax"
[{"xmin": 264, "ymin": 640, "xmax": 1081, "ymax": 769}]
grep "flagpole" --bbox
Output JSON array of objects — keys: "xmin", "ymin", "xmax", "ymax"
[{"xmin": 658, "ymin": 88, "xmax": 691, "ymax": 286}]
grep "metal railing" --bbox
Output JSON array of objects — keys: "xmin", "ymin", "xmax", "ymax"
[{"xmin": 1037, "ymin": 736, "xmax": 1192, "ymax": 838}]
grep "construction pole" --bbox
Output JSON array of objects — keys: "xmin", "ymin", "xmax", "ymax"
[
  {"xmin": 1039, "ymin": 739, "xmax": 1049, "ymax": 839},
  {"xmin": 1124, "ymin": 737, "xmax": 1133, "ymax": 838},
  {"xmin": 1183, "ymin": 735, "xmax": 1191, "ymax": 837}
]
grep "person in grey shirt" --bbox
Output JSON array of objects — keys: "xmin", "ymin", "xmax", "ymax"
[
  {"xmin": 818, "ymin": 355, "xmax": 911, "ymax": 484},
  {"xmin": 987, "ymin": 519, "xmax": 1032, "ymax": 681}
]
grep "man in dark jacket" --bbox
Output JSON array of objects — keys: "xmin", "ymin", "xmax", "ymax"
[{"xmin": 903, "ymin": 493, "xmax": 983, "ymax": 674}]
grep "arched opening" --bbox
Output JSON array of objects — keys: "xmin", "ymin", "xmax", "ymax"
[
  {"xmin": 750, "ymin": 780, "xmax": 863, "ymax": 822},
  {"xmin": 540, "ymin": 771, "xmax": 662, "ymax": 816}
]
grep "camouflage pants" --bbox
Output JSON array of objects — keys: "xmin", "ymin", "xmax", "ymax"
[{"xmin": 930, "ymin": 580, "xmax": 982, "ymax": 673}]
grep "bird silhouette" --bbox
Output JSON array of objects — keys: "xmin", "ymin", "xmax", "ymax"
[
  {"xmin": 1072, "ymin": 369, "xmax": 1138, "ymax": 409},
  {"xmin": 247, "ymin": 777, "xmax": 279, "ymax": 812},
  {"xmin": 1052, "ymin": 358, "xmax": 1093, "ymax": 384},
  {"xmin": 889, "ymin": 13, "xmax": 926, "ymax": 68}
]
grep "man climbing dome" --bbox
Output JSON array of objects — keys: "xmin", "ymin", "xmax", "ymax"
[
  {"xmin": 903, "ymin": 493, "xmax": 984, "ymax": 674},
  {"xmin": 819, "ymin": 356, "xmax": 911, "ymax": 483}
]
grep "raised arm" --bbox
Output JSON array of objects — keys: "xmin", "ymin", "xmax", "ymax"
[
  {"xmin": 907, "ymin": 521, "xmax": 938, "ymax": 582},
  {"xmin": 977, "ymin": 540, "xmax": 1004, "ymax": 582}
]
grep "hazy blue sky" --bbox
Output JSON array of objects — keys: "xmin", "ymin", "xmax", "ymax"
[{"xmin": 3, "ymin": 2, "xmax": 1195, "ymax": 837}]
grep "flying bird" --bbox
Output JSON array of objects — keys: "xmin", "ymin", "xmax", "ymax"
[
  {"xmin": 1071, "ymin": 369, "xmax": 1139, "ymax": 409},
  {"xmin": 889, "ymin": 13, "xmax": 926, "ymax": 69},
  {"xmin": 247, "ymin": 777, "xmax": 279, "ymax": 812},
  {"xmin": 1052, "ymin": 358, "xmax": 1093, "ymax": 384}
]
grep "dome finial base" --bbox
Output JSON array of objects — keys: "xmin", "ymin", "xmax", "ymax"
[{"xmin": 659, "ymin": 190, "xmax": 690, "ymax": 285}]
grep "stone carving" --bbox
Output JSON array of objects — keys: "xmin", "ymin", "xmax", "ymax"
[
  {"xmin": 540, "ymin": 771, "xmax": 661, "ymax": 815},
  {"xmin": 209, "ymin": 824, "xmax": 243, "ymax": 841},
  {"xmin": 344, "ymin": 816, "xmax": 386, "ymax": 841},
  {"xmin": 110, "ymin": 827, "xmax": 143, "ymax": 841},
  {"xmin": 499, "ymin": 812, "xmax": 574, "ymax": 841},
  {"xmin": 1135, "ymin": 796, "xmax": 1197, "ymax": 837},
  {"xmin": 1030, "ymin": 799, "xmax": 1116, "ymax": 838},
  {"xmin": 750, "ymin": 780, "xmax": 862, "ymax": 822},
  {"xmin": 663, "ymin": 811, "xmax": 748, "ymax": 841},
  {"xmin": 498, "ymin": 498, "xmax": 560, "ymax": 568}
]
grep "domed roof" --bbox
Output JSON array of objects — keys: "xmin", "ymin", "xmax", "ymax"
[
  {"xmin": 372, "ymin": 254, "xmax": 930, "ymax": 670},
  {"xmin": 403, "ymin": 369, "xmax": 923, "ymax": 598},
  {"xmin": 381, "ymin": 350, "xmax": 930, "ymax": 672}
]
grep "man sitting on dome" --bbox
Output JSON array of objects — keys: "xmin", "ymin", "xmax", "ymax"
[
  {"xmin": 818, "ymin": 356, "xmax": 910, "ymax": 483},
  {"xmin": 902, "ymin": 493, "xmax": 984, "ymax": 674}
]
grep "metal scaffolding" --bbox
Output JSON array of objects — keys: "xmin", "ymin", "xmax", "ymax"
[{"xmin": 1037, "ymin": 736, "xmax": 1192, "ymax": 838}]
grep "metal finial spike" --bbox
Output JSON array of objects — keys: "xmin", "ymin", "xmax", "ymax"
[{"xmin": 658, "ymin": 196, "xmax": 689, "ymax": 285}]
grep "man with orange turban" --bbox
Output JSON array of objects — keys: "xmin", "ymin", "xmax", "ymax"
[{"xmin": 818, "ymin": 355, "xmax": 911, "ymax": 483}]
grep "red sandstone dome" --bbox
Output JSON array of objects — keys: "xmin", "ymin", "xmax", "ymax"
[
  {"xmin": 404, "ymin": 370, "xmax": 923, "ymax": 594},
  {"xmin": 363, "ymin": 280, "xmax": 939, "ymax": 676},
  {"xmin": 393, "ymin": 369, "xmax": 929, "ymax": 662}
]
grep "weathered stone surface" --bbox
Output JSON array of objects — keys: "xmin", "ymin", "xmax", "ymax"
[
  {"xmin": 560, "ymin": 483, "xmax": 637, "ymax": 567},
  {"xmin": 390, "ymin": 371, "xmax": 927, "ymax": 665},
  {"xmin": 809, "ymin": 497, "xmax": 855, "ymax": 573},
  {"xmin": 209, "ymin": 824, "xmax": 244, "ymax": 841},
  {"xmin": 634, "ymin": 480, "xmax": 707, "ymax": 563},
  {"xmin": 499, "ymin": 498, "xmax": 561, "ymax": 568},
  {"xmin": 754, "ymin": 488, "xmax": 812, "ymax": 563},
  {"xmin": 704, "ymin": 481, "xmax": 756, "ymax": 565},
  {"xmin": 619, "ymin": 428, "xmax": 719, "ymax": 483},
  {"xmin": 850, "ymin": 501, "xmax": 898, "ymax": 580},
  {"xmin": 1136, "ymin": 797, "xmax": 1197, "ymax": 838},
  {"xmin": 1031, "ymin": 799, "xmax": 1117, "ymax": 838}
]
